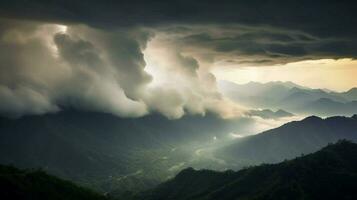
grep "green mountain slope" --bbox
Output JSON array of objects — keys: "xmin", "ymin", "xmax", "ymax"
[
  {"xmin": 135, "ymin": 140, "xmax": 357, "ymax": 200},
  {"xmin": 0, "ymin": 109, "xmax": 250, "ymax": 193},
  {"xmin": 0, "ymin": 165, "xmax": 107, "ymax": 200},
  {"xmin": 216, "ymin": 115, "xmax": 357, "ymax": 166}
]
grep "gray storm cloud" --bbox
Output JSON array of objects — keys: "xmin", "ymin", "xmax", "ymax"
[
  {"xmin": 156, "ymin": 25, "xmax": 357, "ymax": 66},
  {"xmin": 1, "ymin": 0, "xmax": 356, "ymax": 119},
  {"xmin": 0, "ymin": 18, "xmax": 242, "ymax": 118},
  {"xmin": 2, "ymin": 1, "xmax": 357, "ymax": 66}
]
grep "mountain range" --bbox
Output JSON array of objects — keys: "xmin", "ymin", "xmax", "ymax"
[
  {"xmin": 247, "ymin": 109, "xmax": 294, "ymax": 119},
  {"xmin": 219, "ymin": 80, "xmax": 357, "ymax": 116},
  {"xmin": 3, "ymin": 141, "xmax": 357, "ymax": 200},
  {"xmin": 0, "ymin": 109, "xmax": 254, "ymax": 193},
  {"xmin": 1, "ymin": 109, "xmax": 357, "ymax": 196},
  {"xmin": 216, "ymin": 115, "xmax": 357, "ymax": 166},
  {"xmin": 132, "ymin": 140, "xmax": 357, "ymax": 200}
]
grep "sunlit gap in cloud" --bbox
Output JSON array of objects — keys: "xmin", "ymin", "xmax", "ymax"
[
  {"xmin": 212, "ymin": 58, "xmax": 357, "ymax": 92},
  {"xmin": 142, "ymin": 33, "xmax": 246, "ymax": 119},
  {"xmin": 143, "ymin": 44, "xmax": 165, "ymax": 88},
  {"xmin": 42, "ymin": 24, "xmax": 68, "ymax": 58},
  {"xmin": 143, "ymin": 34, "xmax": 196, "ymax": 89}
]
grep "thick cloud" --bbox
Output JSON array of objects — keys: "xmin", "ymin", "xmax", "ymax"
[
  {"xmin": 1, "ymin": 1, "xmax": 357, "ymax": 118},
  {"xmin": 1, "ymin": 1, "xmax": 357, "ymax": 38},
  {"xmin": 142, "ymin": 34, "xmax": 243, "ymax": 118},
  {"xmin": 0, "ymin": 19, "xmax": 241, "ymax": 118},
  {"xmin": 1, "ymin": 1, "xmax": 357, "ymax": 64},
  {"xmin": 0, "ymin": 0, "xmax": 357, "ymax": 65},
  {"xmin": 159, "ymin": 25, "xmax": 357, "ymax": 66},
  {"xmin": 0, "ymin": 20, "xmax": 150, "ymax": 117}
]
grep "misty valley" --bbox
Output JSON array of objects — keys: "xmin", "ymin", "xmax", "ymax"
[
  {"xmin": 1, "ymin": 1, "xmax": 357, "ymax": 199},
  {"xmin": 1, "ymin": 81, "xmax": 357, "ymax": 199}
]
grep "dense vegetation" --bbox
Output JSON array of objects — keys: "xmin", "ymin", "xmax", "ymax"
[
  {"xmin": 217, "ymin": 115, "xmax": 357, "ymax": 166},
  {"xmin": 135, "ymin": 140, "xmax": 357, "ymax": 200},
  {"xmin": 1, "ymin": 109, "xmax": 357, "ymax": 195},
  {"xmin": 0, "ymin": 109, "xmax": 248, "ymax": 193},
  {"xmin": 0, "ymin": 165, "xmax": 107, "ymax": 200}
]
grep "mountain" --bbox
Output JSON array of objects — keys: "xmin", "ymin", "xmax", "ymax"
[
  {"xmin": 219, "ymin": 80, "xmax": 357, "ymax": 116},
  {"xmin": 287, "ymin": 87, "xmax": 347, "ymax": 102},
  {"xmin": 216, "ymin": 115, "xmax": 357, "ymax": 166},
  {"xmin": 279, "ymin": 88, "xmax": 350, "ymax": 113},
  {"xmin": 338, "ymin": 87, "xmax": 357, "ymax": 101},
  {"xmin": 218, "ymin": 81, "xmax": 304, "ymax": 108},
  {"xmin": 133, "ymin": 140, "xmax": 357, "ymax": 200},
  {"xmin": 299, "ymin": 98, "xmax": 357, "ymax": 116},
  {"xmin": 247, "ymin": 109, "xmax": 294, "ymax": 119},
  {"xmin": 0, "ymin": 165, "xmax": 107, "ymax": 200},
  {"xmin": 0, "ymin": 109, "xmax": 252, "ymax": 193},
  {"xmin": 218, "ymin": 81, "xmax": 303, "ymax": 97}
]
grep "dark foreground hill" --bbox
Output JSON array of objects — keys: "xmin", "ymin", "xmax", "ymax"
[
  {"xmin": 134, "ymin": 140, "xmax": 357, "ymax": 200},
  {"xmin": 216, "ymin": 115, "xmax": 357, "ymax": 166},
  {"xmin": 0, "ymin": 165, "xmax": 107, "ymax": 200}
]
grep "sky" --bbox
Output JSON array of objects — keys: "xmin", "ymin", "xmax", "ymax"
[
  {"xmin": 213, "ymin": 58, "xmax": 357, "ymax": 92},
  {"xmin": 0, "ymin": 0, "xmax": 357, "ymax": 118}
]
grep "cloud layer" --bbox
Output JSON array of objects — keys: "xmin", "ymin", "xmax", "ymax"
[
  {"xmin": 0, "ymin": 19, "xmax": 241, "ymax": 118},
  {"xmin": 1, "ymin": 1, "xmax": 357, "ymax": 118}
]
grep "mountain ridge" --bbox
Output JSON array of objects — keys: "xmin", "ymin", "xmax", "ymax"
[
  {"xmin": 219, "ymin": 80, "xmax": 357, "ymax": 116},
  {"xmin": 132, "ymin": 140, "xmax": 357, "ymax": 200},
  {"xmin": 215, "ymin": 114, "xmax": 357, "ymax": 166},
  {"xmin": 0, "ymin": 164, "xmax": 108, "ymax": 200},
  {"xmin": 0, "ymin": 109, "xmax": 252, "ymax": 193}
]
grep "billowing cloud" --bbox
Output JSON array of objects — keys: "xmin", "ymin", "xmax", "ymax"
[
  {"xmin": 0, "ymin": 19, "xmax": 150, "ymax": 117},
  {"xmin": 142, "ymin": 33, "xmax": 244, "ymax": 118},
  {"xmin": 1, "ymin": 1, "xmax": 357, "ymax": 118},
  {"xmin": 0, "ymin": 18, "xmax": 242, "ymax": 118}
]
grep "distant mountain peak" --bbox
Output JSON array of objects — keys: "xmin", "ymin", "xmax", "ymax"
[
  {"xmin": 329, "ymin": 139, "xmax": 355, "ymax": 147},
  {"xmin": 177, "ymin": 167, "xmax": 195, "ymax": 175},
  {"xmin": 347, "ymin": 87, "xmax": 357, "ymax": 93},
  {"xmin": 352, "ymin": 114, "xmax": 357, "ymax": 120},
  {"xmin": 247, "ymin": 108, "xmax": 294, "ymax": 119},
  {"xmin": 289, "ymin": 86, "xmax": 304, "ymax": 92},
  {"xmin": 276, "ymin": 109, "xmax": 293, "ymax": 115},
  {"xmin": 219, "ymin": 80, "xmax": 305, "ymax": 89},
  {"xmin": 302, "ymin": 115, "xmax": 323, "ymax": 122}
]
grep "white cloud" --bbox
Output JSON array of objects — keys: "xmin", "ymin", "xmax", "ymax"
[{"xmin": 0, "ymin": 19, "xmax": 245, "ymax": 118}]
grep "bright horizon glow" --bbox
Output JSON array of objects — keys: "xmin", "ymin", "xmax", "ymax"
[{"xmin": 212, "ymin": 58, "xmax": 357, "ymax": 92}]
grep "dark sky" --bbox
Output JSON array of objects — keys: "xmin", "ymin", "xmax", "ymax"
[
  {"xmin": 2, "ymin": 0, "xmax": 357, "ymax": 62},
  {"xmin": 1, "ymin": 1, "xmax": 356, "ymax": 36}
]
